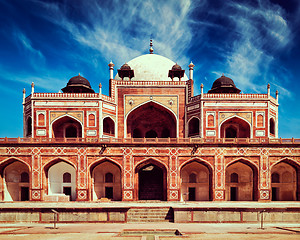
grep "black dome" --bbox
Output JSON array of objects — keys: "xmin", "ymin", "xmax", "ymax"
[
  {"xmin": 171, "ymin": 63, "xmax": 182, "ymax": 70},
  {"xmin": 62, "ymin": 74, "xmax": 95, "ymax": 93},
  {"xmin": 208, "ymin": 75, "xmax": 241, "ymax": 94},
  {"xmin": 120, "ymin": 63, "xmax": 131, "ymax": 70}
]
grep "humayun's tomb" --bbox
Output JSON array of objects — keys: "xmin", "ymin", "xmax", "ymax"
[{"xmin": 0, "ymin": 42, "xmax": 299, "ymax": 205}]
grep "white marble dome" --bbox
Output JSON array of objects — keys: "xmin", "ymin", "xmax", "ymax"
[{"xmin": 115, "ymin": 54, "xmax": 188, "ymax": 81}]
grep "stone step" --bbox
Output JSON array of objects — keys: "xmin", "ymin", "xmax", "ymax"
[{"xmin": 127, "ymin": 207, "xmax": 174, "ymax": 222}]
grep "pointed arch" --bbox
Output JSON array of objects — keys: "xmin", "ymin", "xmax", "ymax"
[
  {"xmin": 219, "ymin": 115, "xmax": 252, "ymax": 138},
  {"xmin": 270, "ymin": 158, "xmax": 299, "ymax": 201},
  {"xmin": 225, "ymin": 158, "xmax": 258, "ymax": 201},
  {"xmin": 50, "ymin": 114, "xmax": 83, "ymax": 138},
  {"xmin": 125, "ymin": 100, "xmax": 178, "ymax": 138},
  {"xmin": 180, "ymin": 158, "xmax": 213, "ymax": 201},
  {"xmin": 187, "ymin": 117, "xmax": 200, "ymax": 137},
  {"xmin": 135, "ymin": 158, "xmax": 168, "ymax": 201},
  {"xmin": 103, "ymin": 117, "xmax": 115, "ymax": 136},
  {"xmin": 43, "ymin": 158, "xmax": 77, "ymax": 178},
  {"xmin": 90, "ymin": 158, "xmax": 122, "ymax": 201}
]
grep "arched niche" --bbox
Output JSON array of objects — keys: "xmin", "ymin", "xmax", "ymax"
[
  {"xmin": 26, "ymin": 117, "xmax": 32, "ymax": 137},
  {"xmin": 127, "ymin": 102, "xmax": 176, "ymax": 138},
  {"xmin": 1, "ymin": 160, "xmax": 30, "ymax": 201},
  {"xmin": 103, "ymin": 117, "xmax": 115, "ymax": 136},
  {"xmin": 90, "ymin": 160, "xmax": 121, "ymax": 201},
  {"xmin": 52, "ymin": 116, "xmax": 82, "ymax": 138},
  {"xmin": 180, "ymin": 160, "xmax": 212, "ymax": 201},
  {"xmin": 225, "ymin": 160, "xmax": 258, "ymax": 201},
  {"xmin": 46, "ymin": 161, "xmax": 76, "ymax": 201},
  {"xmin": 220, "ymin": 117, "xmax": 250, "ymax": 138},
  {"xmin": 188, "ymin": 117, "xmax": 200, "ymax": 137},
  {"xmin": 135, "ymin": 159, "xmax": 167, "ymax": 201},
  {"xmin": 271, "ymin": 160, "xmax": 299, "ymax": 201}
]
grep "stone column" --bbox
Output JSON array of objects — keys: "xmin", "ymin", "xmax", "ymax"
[
  {"xmin": 122, "ymin": 148, "xmax": 134, "ymax": 201},
  {"xmin": 76, "ymin": 147, "xmax": 88, "ymax": 201},
  {"xmin": 213, "ymin": 148, "xmax": 225, "ymax": 201},
  {"xmin": 168, "ymin": 148, "xmax": 180, "ymax": 201},
  {"xmin": 259, "ymin": 150, "xmax": 271, "ymax": 201}
]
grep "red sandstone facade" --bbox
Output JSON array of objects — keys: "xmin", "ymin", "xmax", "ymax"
[{"xmin": 0, "ymin": 51, "xmax": 299, "ymax": 202}]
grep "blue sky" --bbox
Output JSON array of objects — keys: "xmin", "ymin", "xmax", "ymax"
[{"xmin": 0, "ymin": 0, "xmax": 299, "ymax": 138}]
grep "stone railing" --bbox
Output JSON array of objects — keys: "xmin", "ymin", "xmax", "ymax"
[
  {"xmin": 0, "ymin": 137, "xmax": 299, "ymax": 145},
  {"xmin": 190, "ymin": 93, "xmax": 276, "ymax": 102}
]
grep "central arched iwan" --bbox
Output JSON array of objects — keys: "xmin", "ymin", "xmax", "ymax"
[{"xmin": 127, "ymin": 102, "xmax": 176, "ymax": 138}]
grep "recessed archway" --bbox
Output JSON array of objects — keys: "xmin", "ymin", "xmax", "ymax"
[
  {"xmin": 188, "ymin": 117, "xmax": 200, "ymax": 137},
  {"xmin": 135, "ymin": 159, "xmax": 167, "ymax": 201},
  {"xmin": 52, "ymin": 116, "xmax": 82, "ymax": 138},
  {"xmin": 90, "ymin": 160, "xmax": 122, "ymax": 201},
  {"xmin": 271, "ymin": 159, "xmax": 299, "ymax": 201},
  {"xmin": 225, "ymin": 160, "xmax": 258, "ymax": 201},
  {"xmin": 0, "ymin": 160, "xmax": 30, "ymax": 201},
  {"xmin": 180, "ymin": 160, "xmax": 212, "ymax": 201},
  {"xmin": 127, "ymin": 102, "xmax": 176, "ymax": 138},
  {"xmin": 45, "ymin": 160, "xmax": 76, "ymax": 201},
  {"xmin": 220, "ymin": 117, "xmax": 250, "ymax": 138}
]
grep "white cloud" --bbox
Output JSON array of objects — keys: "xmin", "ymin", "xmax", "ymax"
[{"xmin": 36, "ymin": 0, "xmax": 196, "ymax": 68}]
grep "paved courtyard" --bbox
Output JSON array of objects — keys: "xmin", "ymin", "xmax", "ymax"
[{"xmin": 0, "ymin": 222, "xmax": 299, "ymax": 240}]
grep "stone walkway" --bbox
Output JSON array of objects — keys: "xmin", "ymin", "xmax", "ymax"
[{"xmin": 0, "ymin": 222, "xmax": 299, "ymax": 240}]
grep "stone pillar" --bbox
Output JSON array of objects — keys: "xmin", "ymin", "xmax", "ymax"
[
  {"xmin": 259, "ymin": 152, "xmax": 271, "ymax": 201},
  {"xmin": 168, "ymin": 148, "xmax": 180, "ymax": 201},
  {"xmin": 31, "ymin": 148, "xmax": 42, "ymax": 201},
  {"xmin": 31, "ymin": 82, "xmax": 35, "ymax": 94},
  {"xmin": 122, "ymin": 148, "xmax": 134, "ymax": 201},
  {"xmin": 213, "ymin": 148, "xmax": 225, "ymax": 201},
  {"xmin": 76, "ymin": 147, "xmax": 89, "ymax": 201},
  {"xmin": 267, "ymin": 83, "xmax": 270, "ymax": 97}
]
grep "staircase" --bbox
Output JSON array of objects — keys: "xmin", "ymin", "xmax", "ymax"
[{"xmin": 127, "ymin": 207, "xmax": 173, "ymax": 222}]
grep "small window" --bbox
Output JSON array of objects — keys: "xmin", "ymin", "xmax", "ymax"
[
  {"xmin": 63, "ymin": 172, "xmax": 71, "ymax": 183},
  {"xmin": 38, "ymin": 114, "xmax": 45, "ymax": 126},
  {"xmin": 271, "ymin": 172, "xmax": 280, "ymax": 183},
  {"xmin": 189, "ymin": 173, "xmax": 197, "ymax": 183},
  {"xmin": 20, "ymin": 172, "xmax": 29, "ymax": 183},
  {"xmin": 230, "ymin": 173, "xmax": 238, "ymax": 183},
  {"xmin": 207, "ymin": 115, "xmax": 214, "ymax": 128},
  {"xmin": 26, "ymin": 117, "xmax": 32, "ymax": 137},
  {"xmin": 88, "ymin": 114, "xmax": 96, "ymax": 127},
  {"xmin": 105, "ymin": 172, "xmax": 113, "ymax": 183},
  {"xmin": 257, "ymin": 114, "xmax": 264, "ymax": 128}
]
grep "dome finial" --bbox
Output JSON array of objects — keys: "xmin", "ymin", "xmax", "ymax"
[
  {"xmin": 222, "ymin": 73, "xmax": 224, "ymax": 76},
  {"xmin": 149, "ymin": 39, "xmax": 153, "ymax": 54}
]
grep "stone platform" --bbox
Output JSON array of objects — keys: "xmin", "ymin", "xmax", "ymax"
[{"xmin": 0, "ymin": 201, "xmax": 299, "ymax": 223}]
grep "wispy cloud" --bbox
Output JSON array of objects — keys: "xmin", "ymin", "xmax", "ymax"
[
  {"xmin": 13, "ymin": 29, "xmax": 46, "ymax": 70},
  {"xmin": 35, "ymin": 0, "xmax": 196, "ymax": 68},
  {"xmin": 222, "ymin": 1, "xmax": 292, "ymax": 95}
]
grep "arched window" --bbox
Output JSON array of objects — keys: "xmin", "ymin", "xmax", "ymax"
[
  {"xmin": 63, "ymin": 172, "xmax": 71, "ymax": 183},
  {"xmin": 105, "ymin": 172, "xmax": 113, "ymax": 183},
  {"xmin": 271, "ymin": 172, "xmax": 280, "ymax": 183},
  {"xmin": 65, "ymin": 125, "xmax": 78, "ymax": 138},
  {"xmin": 207, "ymin": 115, "xmax": 214, "ymax": 128},
  {"xmin": 257, "ymin": 114, "xmax": 264, "ymax": 128},
  {"xmin": 188, "ymin": 118, "xmax": 200, "ymax": 137},
  {"xmin": 38, "ymin": 114, "xmax": 45, "ymax": 126},
  {"xmin": 88, "ymin": 114, "xmax": 96, "ymax": 127},
  {"xmin": 230, "ymin": 173, "xmax": 238, "ymax": 183},
  {"xmin": 189, "ymin": 173, "xmax": 197, "ymax": 183},
  {"xmin": 270, "ymin": 118, "xmax": 275, "ymax": 135},
  {"xmin": 20, "ymin": 172, "xmax": 29, "ymax": 182},
  {"xmin": 103, "ymin": 118, "xmax": 115, "ymax": 135}
]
